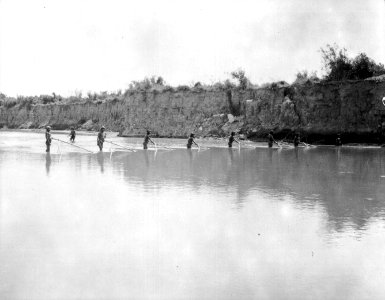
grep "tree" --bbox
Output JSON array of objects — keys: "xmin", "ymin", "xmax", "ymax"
[
  {"xmin": 231, "ymin": 69, "xmax": 249, "ymax": 89},
  {"xmin": 155, "ymin": 76, "xmax": 165, "ymax": 86},
  {"xmin": 320, "ymin": 44, "xmax": 352, "ymax": 81},
  {"xmin": 320, "ymin": 44, "xmax": 385, "ymax": 81},
  {"xmin": 350, "ymin": 53, "xmax": 385, "ymax": 80}
]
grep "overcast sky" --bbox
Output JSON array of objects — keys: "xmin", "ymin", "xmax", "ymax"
[{"xmin": 0, "ymin": 0, "xmax": 384, "ymax": 96}]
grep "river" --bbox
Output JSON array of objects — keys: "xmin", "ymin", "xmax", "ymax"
[{"xmin": 1, "ymin": 131, "xmax": 385, "ymax": 299}]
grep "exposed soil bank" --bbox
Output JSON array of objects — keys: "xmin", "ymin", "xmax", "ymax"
[{"xmin": 1, "ymin": 79, "xmax": 385, "ymax": 144}]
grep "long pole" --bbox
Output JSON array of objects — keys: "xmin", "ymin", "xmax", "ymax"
[
  {"xmin": 155, "ymin": 145, "xmax": 175, "ymax": 150},
  {"xmin": 52, "ymin": 138, "xmax": 94, "ymax": 153},
  {"xmin": 104, "ymin": 140, "xmax": 135, "ymax": 152},
  {"xmin": 302, "ymin": 141, "xmax": 315, "ymax": 148}
]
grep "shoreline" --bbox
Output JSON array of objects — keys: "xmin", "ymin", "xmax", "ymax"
[{"xmin": 1, "ymin": 128, "xmax": 384, "ymax": 147}]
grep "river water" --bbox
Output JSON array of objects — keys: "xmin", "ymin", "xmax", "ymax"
[{"xmin": 1, "ymin": 131, "xmax": 385, "ymax": 299}]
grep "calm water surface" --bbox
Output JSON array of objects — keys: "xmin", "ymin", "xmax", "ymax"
[{"xmin": 1, "ymin": 131, "xmax": 385, "ymax": 299}]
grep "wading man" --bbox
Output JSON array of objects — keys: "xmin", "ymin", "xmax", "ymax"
[
  {"xmin": 45, "ymin": 126, "xmax": 52, "ymax": 152},
  {"xmin": 97, "ymin": 126, "xmax": 106, "ymax": 151},
  {"xmin": 293, "ymin": 133, "xmax": 300, "ymax": 147},
  {"xmin": 335, "ymin": 134, "xmax": 342, "ymax": 146},
  {"xmin": 228, "ymin": 132, "xmax": 240, "ymax": 148},
  {"xmin": 143, "ymin": 130, "xmax": 155, "ymax": 150},
  {"xmin": 69, "ymin": 127, "xmax": 76, "ymax": 143},
  {"xmin": 267, "ymin": 131, "xmax": 279, "ymax": 148},
  {"xmin": 187, "ymin": 133, "xmax": 199, "ymax": 149}
]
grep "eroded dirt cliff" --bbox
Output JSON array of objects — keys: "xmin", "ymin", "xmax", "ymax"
[{"xmin": 1, "ymin": 79, "xmax": 385, "ymax": 142}]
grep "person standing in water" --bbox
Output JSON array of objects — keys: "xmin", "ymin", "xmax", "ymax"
[
  {"xmin": 143, "ymin": 130, "xmax": 155, "ymax": 149},
  {"xmin": 187, "ymin": 133, "xmax": 199, "ymax": 149},
  {"xmin": 267, "ymin": 131, "xmax": 279, "ymax": 148},
  {"xmin": 228, "ymin": 132, "xmax": 240, "ymax": 148},
  {"xmin": 377, "ymin": 122, "xmax": 383, "ymax": 146},
  {"xmin": 335, "ymin": 134, "xmax": 342, "ymax": 146},
  {"xmin": 293, "ymin": 133, "xmax": 300, "ymax": 147},
  {"xmin": 69, "ymin": 127, "xmax": 76, "ymax": 143},
  {"xmin": 45, "ymin": 126, "xmax": 52, "ymax": 152},
  {"xmin": 97, "ymin": 126, "xmax": 106, "ymax": 151}
]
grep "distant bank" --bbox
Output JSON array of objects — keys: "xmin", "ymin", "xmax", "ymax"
[{"xmin": 1, "ymin": 78, "xmax": 385, "ymax": 145}]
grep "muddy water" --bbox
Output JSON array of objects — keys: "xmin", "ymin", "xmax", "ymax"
[{"xmin": 1, "ymin": 131, "xmax": 385, "ymax": 299}]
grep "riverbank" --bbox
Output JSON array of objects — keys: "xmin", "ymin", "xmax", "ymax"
[{"xmin": 1, "ymin": 78, "xmax": 385, "ymax": 144}]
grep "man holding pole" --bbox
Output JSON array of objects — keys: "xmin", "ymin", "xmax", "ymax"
[
  {"xmin": 187, "ymin": 133, "xmax": 199, "ymax": 149},
  {"xmin": 143, "ymin": 130, "xmax": 155, "ymax": 150},
  {"xmin": 97, "ymin": 126, "xmax": 106, "ymax": 151},
  {"xmin": 45, "ymin": 126, "xmax": 52, "ymax": 152},
  {"xmin": 69, "ymin": 127, "xmax": 76, "ymax": 143},
  {"xmin": 228, "ymin": 132, "xmax": 240, "ymax": 148},
  {"xmin": 267, "ymin": 131, "xmax": 279, "ymax": 148},
  {"xmin": 293, "ymin": 133, "xmax": 300, "ymax": 147}
]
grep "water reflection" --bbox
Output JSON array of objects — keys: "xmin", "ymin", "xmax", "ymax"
[
  {"xmin": 98, "ymin": 147, "xmax": 385, "ymax": 233},
  {"xmin": 93, "ymin": 146, "xmax": 384, "ymax": 233},
  {"xmin": 39, "ymin": 147, "xmax": 384, "ymax": 234},
  {"xmin": 268, "ymin": 148, "xmax": 274, "ymax": 163},
  {"xmin": 187, "ymin": 149, "xmax": 193, "ymax": 166},
  {"xmin": 96, "ymin": 152, "xmax": 105, "ymax": 173},
  {"xmin": 143, "ymin": 150, "xmax": 150, "ymax": 167},
  {"xmin": 227, "ymin": 148, "xmax": 234, "ymax": 165},
  {"xmin": 2, "ymin": 138, "xmax": 385, "ymax": 299},
  {"xmin": 45, "ymin": 153, "xmax": 51, "ymax": 175}
]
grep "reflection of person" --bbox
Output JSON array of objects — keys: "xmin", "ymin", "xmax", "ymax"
[
  {"xmin": 268, "ymin": 147, "xmax": 273, "ymax": 163},
  {"xmin": 335, "ymin": 134, "xmax": 342, "ymax": 146},
  {"xmin": 69, "ymin": 127, "xmax": 76, "ymax": 142},
  {"xmin": 187, "ymin": 146, "xmax": 193, "ymax": 165},
  {"xmin": 294, "ymin": 147, "xmax": 299, "ymax": 160},
  {"xmin": 187, "ymin": 133, "xmax": 199, "ymax": 149},
  {"xmin": 143, "ymin": 130, "xmax": 155, "ymax": 149},
  {"xmin": 267, "ymin": 131, "xmax": 279, "ymax": 148},
  {"xmin": 45, "ymin": 153, "xmax": 51, "ymax": 175},
  {"xmin": 96, "ymin": 152, "xmax": 105, "ymax": 173},
  {"xmin": 228, "ymin": 147, "xmax": 234, "ymax": 163},
  {"xmin": 228, "ymin": 132, "xmax": 239, "ymax": 148},
  {"xmin": 143, "ymin": 149, "xmax": 150, "ymax": 167},
  {"xmin": 97, "ymin": 126, "xmax": 106, "ymax": 151},
  {"xmin": 45, "ymin": 126, "xmax": 52, "ymax": 152}
]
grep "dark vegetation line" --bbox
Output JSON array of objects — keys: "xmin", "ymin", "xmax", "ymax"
[{"xmin": 1, "ymin": 44, "xmax": 384, "ymax": 109}]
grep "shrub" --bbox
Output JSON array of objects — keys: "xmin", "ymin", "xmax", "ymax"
[
  {"xmin": 293, "ymin": 70, "xmax": 320, "ymax": 84},
  {"xmin": 17, "ymin": 96, "xmax": 36, "ymax": 109},
  {"xmin": 176, "ymin": 85, "xmax": 190, "ymax": 92},
  {"xmin": 40, "ymin": 95, "xmax": 55, "ymax": 104},
  {"xmin": 224, "ymin": 79, "xmax": 236, "ymax": 90},
  {"xmin": 3, "ymin": 98, "xmax": 17, "ymax": 108},
  {"xmin": 231, "ymin": 69, "xmax": 249, "ymax": 89},
  {"xmin": 87, "ymin": 91, "xmax": 97, "ymax": 100},
  {"xmin": 128, "ymin": 76, "xmax": 165, "ymax": 91}
]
